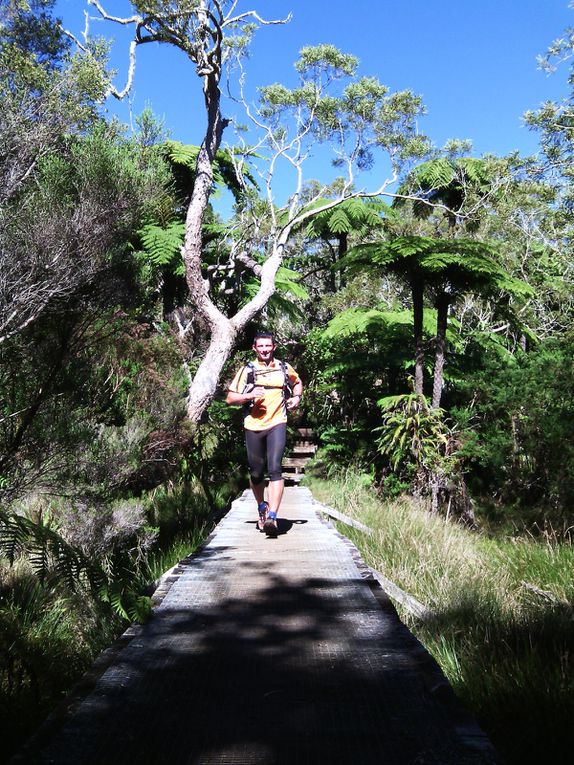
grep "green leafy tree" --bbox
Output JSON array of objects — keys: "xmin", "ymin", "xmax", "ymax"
[
  {"xmin": 0, "ymin": 1, "xmax": 169, "ymax": 498},
  {"xmin": 395, "ymin": 156, "xmax": 493, "ymax": 231},
  {"xmin": 0, "ymin": 0, "xmax": 69, "ymax": 70},
  {"xmin": 300, "ymin": 196, "xmax": 388, "ymax": 292},
  {"xmin": 523, "ymin": 19, "xmax": 574, "ymax": 212},
  {"xmin": 341, "ymin": 236, "xmax": 532, "ymax": 408},
  {"xmin": 455, "ymin": 335, "xmax": 574, "ymax": 521},
  {"xmin": 301, "ymin": 310, "xmax": 419, "ymax": 467}
]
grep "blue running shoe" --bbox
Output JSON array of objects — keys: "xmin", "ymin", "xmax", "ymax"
[
  {"xmin": 257, "ymin": 501, "xmax": 269, "ymax": 531},
  {"xmin": 263, "ymin": 510, "xmax": 278, "ymax": 536}
]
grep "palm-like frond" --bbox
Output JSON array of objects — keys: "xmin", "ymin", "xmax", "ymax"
[
  {"xmin": 138, "ymin": 220, "xmax": 186, "ymax": 274},
  {"xmin": 241, "ymin": 265, "xmax": 310, "ymax": 322},
  {"xmin": 394, "ymin": 157, "xmax": 493, "ymax": 220},
  {"xmin": 374, "ymin": 393, "xmax": 448, "ymax": 470},
  {"xmin": 0, "ymin": 510, "xmax": 148, "ymax": 622},
  {"xmin": 399, "ymin": 157, "xmax": 492, "ymax": 196},
  {"xmin": 304, "ymin": 196, "xmax": 389, "ymax": 238},
  {"xmin": 275, "ymin": 266, "xmax": 310, "ymax": 300},
  {"xmin": 322, "ymin": 307, "xmax": 449, "ymax": 342},
  {"xmin": 165, "ymin": 141, "xmax": 258, "ymax": 200},
  {"xmin": 341, "ymin": 236, "xmax": 533, "ymax": 302},
  {"xmin": 323, "ymin": 308, "xmax": 412, "ymax": 338}
]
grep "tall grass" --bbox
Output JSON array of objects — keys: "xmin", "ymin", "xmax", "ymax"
[{"xmin": 307, "ymin": 471, "xmax": 574, "ymax": 765}]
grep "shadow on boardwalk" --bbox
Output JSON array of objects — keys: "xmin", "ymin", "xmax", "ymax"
[{"xmin": 13, "ymin": 490, "xmax": 498, "ymax": 765}]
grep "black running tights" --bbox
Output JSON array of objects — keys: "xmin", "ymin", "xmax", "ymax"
[{"xmin": 244, "ymin": 423, "xmax": 287, "ymax": 484}]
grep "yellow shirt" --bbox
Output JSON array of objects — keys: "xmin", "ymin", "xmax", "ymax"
[{"xmin": 229, "ymin": 358, "xmax": 301, "ymax": 432}]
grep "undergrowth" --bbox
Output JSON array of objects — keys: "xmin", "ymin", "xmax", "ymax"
[
  {"xmin": 306, "ymin": 470, "xmax": 574, "ymax": 765},
  {"xmin": 0, "ymin": 478, "xmax": 232, "ymax": 764}
]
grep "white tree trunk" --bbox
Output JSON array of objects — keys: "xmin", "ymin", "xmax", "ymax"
[
  {"xmin": 186, "ymin": 318, "xmax": 237, "ymax": 422},
  {"xmin": 185, "ymin": 240, "xmax": 287, "ymax": 423}
]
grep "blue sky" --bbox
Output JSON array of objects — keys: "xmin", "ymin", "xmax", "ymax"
[{"xmin": 56, "ymin": 0, "xmax": 574, "ymax": 202}]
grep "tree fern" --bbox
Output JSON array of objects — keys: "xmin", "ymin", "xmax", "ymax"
[
  {"xmin": 138, "ymin": 220, "xmax": 186, "ymax": 274},
  {"xmin": 275, "ymin": 266, "xmax": 310, "ymax": 300},
  {"xmin": 342, "ymin": 236, "xmax": 532, "ymax": 302},
  {"xmin": 304, "ymin": 196, "xmax": 389, "ymax": 238},
  {"xmin": 401, "ymin": 157, "xmax": 492, "ymax": 197},
  {"xmin": 323, "ymin": 307, "xmax": 440, "ymax": 340},
  {"xmin": 241, "ymin": 265, "xmax": 310, "ymax": 321},
  {"xmin": 395, "ymin": 156, "xmax": 493, "ymax": 226},
  {"xmin": 339, "ymin": 235, "xmax": 533, "ymax": 407},
  {"xmin": 0, "ymin": 509, "xmax": 150, "ymax": 622},
  {"xmin": 165, "ymin": 140, "xmax": 258, "ymax": 201}
]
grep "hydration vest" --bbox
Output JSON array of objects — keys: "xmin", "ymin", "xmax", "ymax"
[{"xmin": 241, "ymin": 359, "xmax": 292, "ymax": 417}]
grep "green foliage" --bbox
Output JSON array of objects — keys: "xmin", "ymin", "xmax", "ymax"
[
  {"xmin": 524, "ymin": 23, "xmax": 574, "ymax": 211},
  {"xmin": 374, "ymin": 393, "xmax": 448, "ymax": 472},
  {"xmin": 342, "ymin": 236, "xmax": 533, "ymax": 303},
  {"xmin": 0, "ymin": 560, "xmax": 112, "ymax": 761},
  {"xmin": 323, "ymin": 306, "xmax": 436, "ymax": 340},
  {"xmin": 257, "ymin": 43, "xmax": 429, "ymax": 176},
  {"xmin": 0, "ymin": 505, "xmax": 153, "ymax": 622},
  {"xmin": 301, "ymin": 317, "xmax": 417, "ymax": 468},
  {"xmin": 138, "ymin": 220, "xmax": 186, "ymax": 274},
  {"xmin": 303, "ymin": 196, "xmax": 389, "ymax": 237},
  {"xmin": 405, "ymin": 156, "xmax": 492, "ymax": 196},
  {"xmin": 0, "ymin": 0, "xmax": 68, "ymax": 70},
  {"xmin": 395, "ymin": 156, "xmax": 494, "ymax": 229},
  {"xmin": 164, "ymin": 140, "xmax": 258, "ymax": 200},
  {"xmin": 241, "ymin": 265, "xmax": 310, "ymax": 322},
  {"xmin": 454, "ymin": 335, "xmax": 574, "ymax": 522},
  {"xmin": 295, "ymin": 44, "xmax": 358, "ymax": 77}
]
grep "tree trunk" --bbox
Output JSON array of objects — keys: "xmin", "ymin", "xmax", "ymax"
[
  {"xmin": 182, "ymin": 71, "xmax": 227, "ymax": 307},
  {"xmin": 412, "ymin": 279, "xmax": 424, "ymax": 395},
  {"xmin": 337, "ymin": 232, "xmax": 348, "ymax": 289},
  {"xmin": 186, "ymin": 318, "xmax": 237, "ymax": 422},
  {"xmin": 432, "ymin": 293, "xmax": 449, "ymax": 409},
  {"xmin": 180, "ymin": 68, "xmax": 235, "ymax": 423},
  {"xmin": 185, "ymin": 235, "xmax": 288, "ymax": 422}
]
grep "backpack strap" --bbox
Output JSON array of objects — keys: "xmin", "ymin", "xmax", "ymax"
[
  {"xmin": 243, "ymin": 361, "xmax": 256, "ymax": 390},
  {"xmin": 278, "ymin": 359, "xmax": 292, "ymax": 399},
  {"xmin": 241, "ymin": 361, "xmax": 257, "ymax": 417}
]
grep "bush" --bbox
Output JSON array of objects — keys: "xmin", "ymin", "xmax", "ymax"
[{"xmin": 453, "ymin": 335, "xmax": 574, "ymax": 526}]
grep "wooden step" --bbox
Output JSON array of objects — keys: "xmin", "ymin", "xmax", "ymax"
[
  {"xmin": 291, "ymin": 444, "xmax": 317, "ymax": 455},
  {"xmin": 282, "ymin": 456, "xmax": 310, "ymax": 469},
  {"xmin": 282, "ymin": 472, "xmax": 304, "ymax": 482},
  {"xmin": 296, "ymin": 427, "xmax": 315, "ymax": 438}
]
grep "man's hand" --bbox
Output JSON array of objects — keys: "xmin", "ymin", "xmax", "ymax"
[
  {"xmin": 251, "ymin": 386, "xmax": 266, "ymax": 399},
  {"xmin": 286, "ymin": 395, "xmax": 301, "ymax": 410}
]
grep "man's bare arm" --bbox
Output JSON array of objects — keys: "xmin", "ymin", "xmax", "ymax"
[
  {"xmin": 226, "ymin": 386, "xmax": 265, "ymax": 405},
  {"xmin": 286, "ymin": 381, "xmax": 303, "ymax": 409}
]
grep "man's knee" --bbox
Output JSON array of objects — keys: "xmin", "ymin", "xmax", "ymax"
[{"xmin": 267, "ymin": 470, "xmax": 283, "ymax": 482}]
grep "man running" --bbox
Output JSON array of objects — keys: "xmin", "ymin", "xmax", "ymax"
[{"xmin": 226, "ymin": 331, "xmax": 303, "ymax": 535}]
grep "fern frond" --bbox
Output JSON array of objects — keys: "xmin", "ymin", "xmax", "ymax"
[
  {"xmin": 275, "ymin": 267, "xmax": 310, "ymax": 300},
  {"xmin": 165, "ymin": 140, "xmax": 258, "ymax": 199},
  {"xmin": 0, "ymin": 509, "xmax": 147, "ymax": 624},
  {"xmin": 139, "ymin": 221, "xmax": 185, "ymax": 273},
  {"xmin": 326, "ymin": 207, "xmax": 352, "ymax": 234}
]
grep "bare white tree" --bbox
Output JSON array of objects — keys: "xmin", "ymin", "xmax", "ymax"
[{"xmin": 66, "ymin": 1, "xmax": 429, "ymax": 422}]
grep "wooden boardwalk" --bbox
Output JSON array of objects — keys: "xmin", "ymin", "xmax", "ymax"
[{"xmin": 14, "ymin": 487, "xmax": 497, "ymax": 764}]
